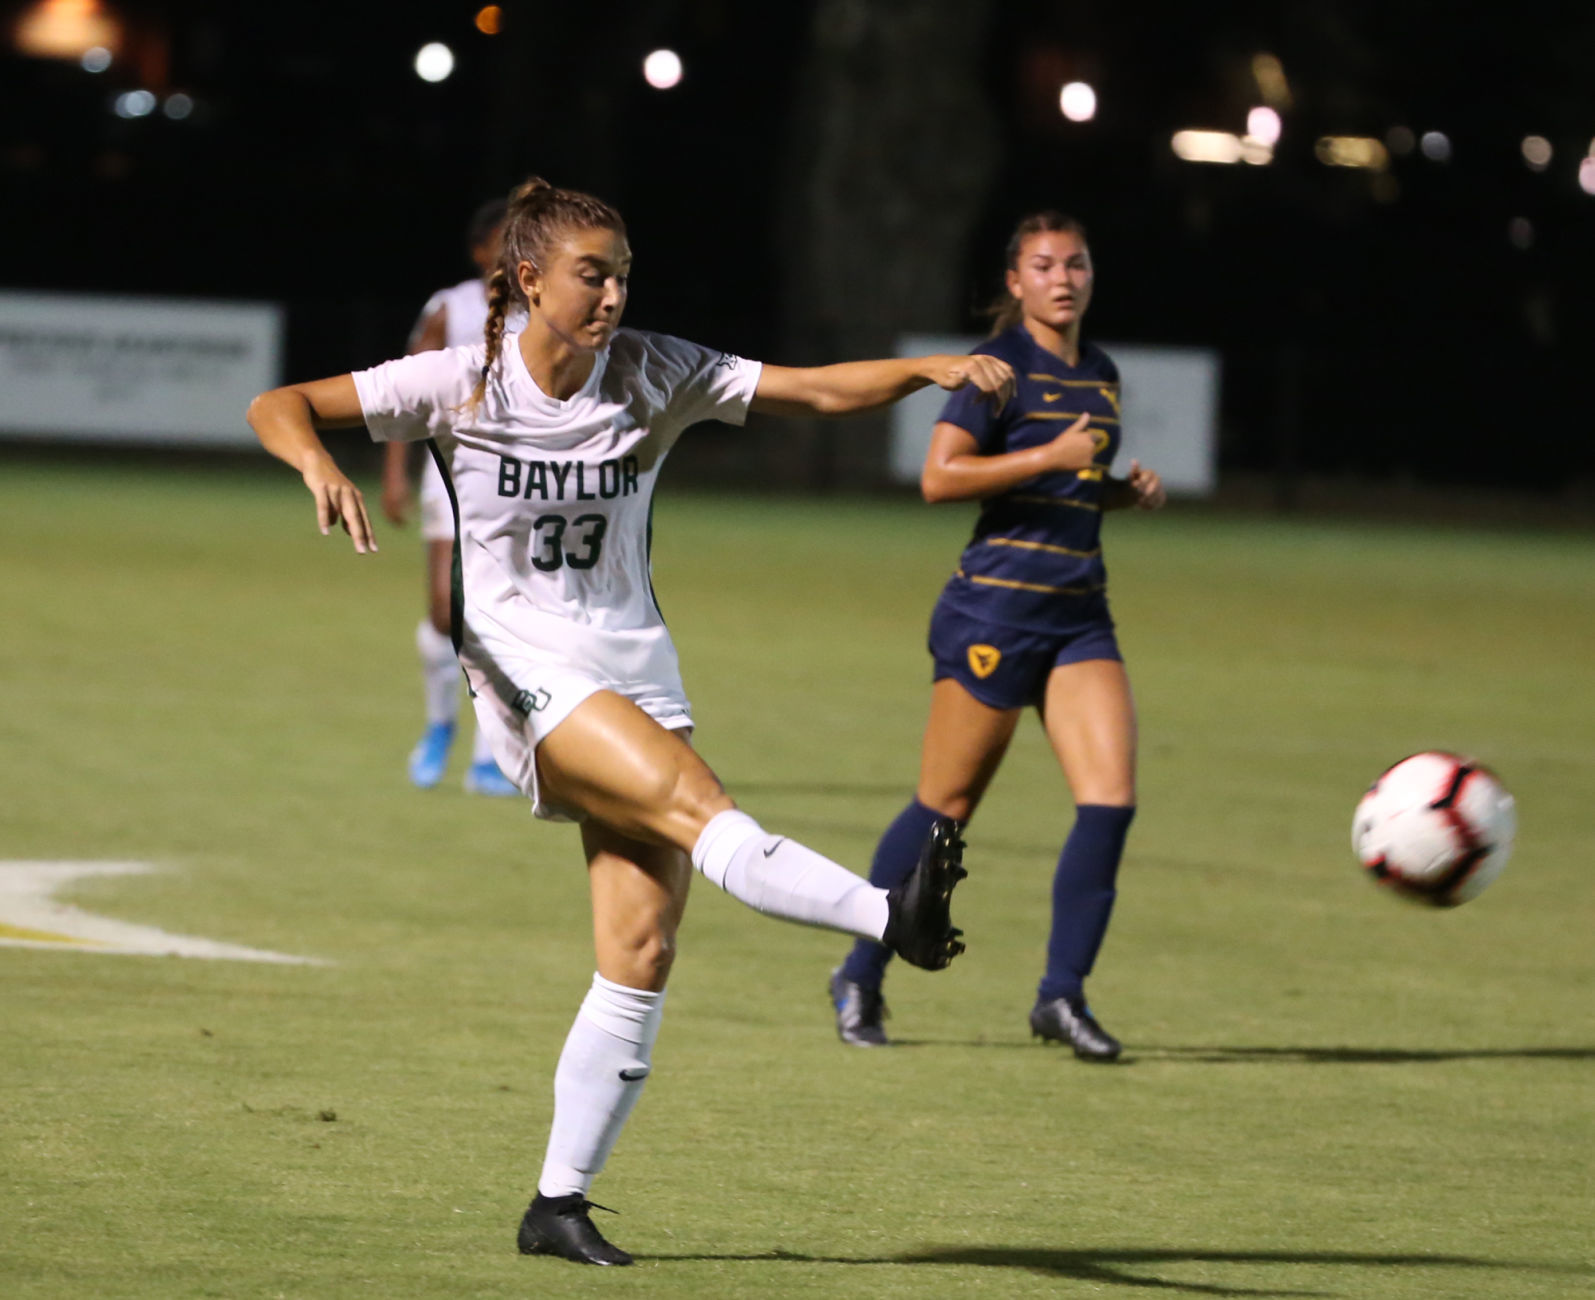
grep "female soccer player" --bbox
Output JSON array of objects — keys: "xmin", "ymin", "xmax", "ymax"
[
  {"xmin": 381, "ymin": 198, "xmax": 522, "ymax": 795},
  {"xmin": 828, "ymin": 211, "xmax": 1166, "ymax": 1061},
  {"xmin": 247, "ymin": 177, "xmax": 1014, "ymax": 1266}
]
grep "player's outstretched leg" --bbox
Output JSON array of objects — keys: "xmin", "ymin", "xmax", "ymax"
[
  {"xmin": 518, "ymin": 1195, "xmax": 632, "ymax": 1266},
  {"xmin": 691, "ymin": 810, "xmax": 967, "ymax": 970}
]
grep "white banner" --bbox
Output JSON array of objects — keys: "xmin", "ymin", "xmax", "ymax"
[
  {"xmin": 890, "ymin": 333, "xmax": 1219, "ymax": 495},
  {"xmin": 0, "ymin": 291, "xmax": 283, "ymax": 448}
]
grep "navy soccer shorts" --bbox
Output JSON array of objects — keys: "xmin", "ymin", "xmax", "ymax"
[{"xmin": 928, "ymin": 597, "xmax": 1122, "ymax": 711}]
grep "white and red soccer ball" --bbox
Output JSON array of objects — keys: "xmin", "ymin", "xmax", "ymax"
[{"xmin": 1351, "ymin": 752, "xmax": 1516, "ymax": 907}]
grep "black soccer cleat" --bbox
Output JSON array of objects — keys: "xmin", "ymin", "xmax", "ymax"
[
  {"xmin": 1030, "ymin": 995, "xmax": 1122, "ymax": 1062},
  {"xmin": 881, "ymin": 817, "xmax": 967, "ymax": 971},
  {"xmin": 517, "ymin": 1193, "xmax": 633, "ymax": 1266},
  {"xmin": 829, "ymin": 966, "xmax": 890, "ymax": 1047}
]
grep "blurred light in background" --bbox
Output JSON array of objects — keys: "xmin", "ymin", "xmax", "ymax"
[
  {"xmin": 414, "ymin": 42, "xmax": 454, "ymax": 83},
  {"xmin": 1508, "ymin": 217, "xmax": 1534, "ymax": 250},
  {"xmin": 1246, "ymin": 106, "xmax": 1281, "ymax": 147},
  {"xmin": 1251, "ymin": 52, "xmax": 1292, "ymax": 108},
  {"xmin": 112, "ymin": 88, "xmax": 156, "ymax": 118},
  {"xmin": 14, "ymin": 0, "xmax": 120, "ymax": 60},
  {"xmin": 1385, "ymin": 125, "xmax": 1416, "ymax": 156},
  {"xmin": 1520, "ymin": 135, "xmax": 1552, "ymax": 171},
  {"xmin": 643, "ymin": 48, "xmax": 683, "ymax": 90},
  {"xmin": 1580, "ymin": 156, "xmax": 1595, "ymax": 196},
  {"xmin": 79, "ymin": 44, "xmax": 111, "ymax": 72},
  {"xmin": 1171, "ymin": 130, "xmax": 1271, "ymax": 165},
  {"xmin": 1314, "ymin": 136, "xmax": 1389, "ymax": 170},
  {"xmin": 473, "ymin": 6, "xmax": 503, "ymax": 36},
  {"xmin": 1058, "ymin": 81, "xmax": 1096, "ymax": 122},
  {"xmin": 1420, "ymin": 130, "xmax": 1451, "ymax": 161},
  {"xmin": 163, "ymin": 92, "xmax": 192, "ymax": 120}
]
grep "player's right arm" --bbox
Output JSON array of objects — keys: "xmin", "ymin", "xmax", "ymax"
[
  {"xmin": 920, "ymin": 412, "xmax": 1099, "ymax": 504},
  {"xmin": 247, "ymin": 375, "xmax": 377, "ymax": 554}
]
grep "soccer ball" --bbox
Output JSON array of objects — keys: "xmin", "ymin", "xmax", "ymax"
[{"xmin": 1351, "ymin": 752, "xmax": 1516, "ymax": 907}]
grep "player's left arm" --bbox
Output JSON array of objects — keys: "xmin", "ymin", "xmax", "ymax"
[
  {"xmin": 749, "ymin": 354, "xmax": 1015, "ymax": 418},
  {"xmin": 1101, "ymin": 459, "xmax": 1167, "ymax": 511}
]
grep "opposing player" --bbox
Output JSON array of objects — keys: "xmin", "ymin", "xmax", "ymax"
[
  {"xmin": 247, "ymin": 177, "xmax": 1015, "ymax": 1265},
  {"xmin": 828, "ymin": 211, "xmax": 1166, "ymax": 1061},
  {"xmin": 381, "ymin": 198, "xmax": 523, "ymax": 795}
]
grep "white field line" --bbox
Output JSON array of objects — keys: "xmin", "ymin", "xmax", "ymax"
[{"xmin": 0, "ymin": 861, "xmax": 326, "ymax": 964}]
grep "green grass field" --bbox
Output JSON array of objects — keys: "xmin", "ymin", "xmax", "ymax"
[{"xmin": 2, "ymin": 457, "xmax": 1592, "ymax": 1299}]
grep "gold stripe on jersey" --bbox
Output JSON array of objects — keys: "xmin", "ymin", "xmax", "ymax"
[
  {"xmin": 1023, "ymin": 411, "xmax": 1120, "ymax": 424},
  {"xmin": 1010, "ymin": 494, "xmax": 1102, "ymax": 513},
  {"xmin": 982, "ymin": 537, "xmax": 1101, "ymax": 558},
  {"xmin": 1028, "ymin": 376, "xmax": 1121, "ymax": 387},
  {"xmin": 957, "ymin": 569, "xmax": 1106, "ymax": 596}
]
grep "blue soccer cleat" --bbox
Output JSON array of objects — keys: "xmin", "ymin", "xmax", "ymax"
[
  {"xmin": 407, "ymin": 721, "xmax": 456, "ymax": 789},
  {"xmin": 464, "ymin": 757, "xmax": 520, "ymax": 797}
]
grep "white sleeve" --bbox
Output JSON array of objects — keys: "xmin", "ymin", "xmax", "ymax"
[
  {"xmin": 351, "ymin": 347, "xmax": 475, "ymax": 443},
  {"xmin": 648, "ymin": 333, "xmax": 764, "ymax": 429}
]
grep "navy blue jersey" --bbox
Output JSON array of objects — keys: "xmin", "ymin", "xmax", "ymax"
[{"xmin": 935, "ymin": 327, "xmax": 1122, "ymax": 633}]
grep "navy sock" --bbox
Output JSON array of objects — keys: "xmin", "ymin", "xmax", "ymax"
[
  {"xmin": 838, "ymin": 798, "xmax": 944, "ymax": 990},
  {"xmin": 1038, "ymin": 804, "xmax": 1135, "ymax": 1003}
]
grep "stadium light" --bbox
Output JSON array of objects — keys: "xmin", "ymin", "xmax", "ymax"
[
  {"xmin": 1059, "ymin": 81, "xmax": 1096, "ymax": 123},
  {"xmin": 414, "ymin": 42, "xmax": 454, "ymax": 83},
  {"xmin": 1172, "ymin": 131, "xmax": 1242, "ymax": 164},
  {"xmin": 1419, "ymin": 130, "xmax": 1451, "ymax": 162},
  {"xmin": 163, "ymin": 92, "xmax": 192, "ymax": 120},
  {"xmin": 1246, "ymin": 106, "xmax": 1281, "ymax": 147},
  {"xmin": 1315, "ymin": 136, "xmax": 1390, "ymax": 170},
  {"xmin": 474, "ymin": 5, "xmax": 503, "ymax": 35},
  {"xmin": 643, "ymin": 48, "xmax": 683, "ymax": 90},
  {"xmin": 1508, "ymin": 217, "xmax": 1534, "ymax": 250},
  {"xmin": 1385, "ymin": 125, "xmax": 1416, "ymax": 156},
  {"xmin": 80, "ymin": 44, "xmax": 111, "ymax": 72},
  {"xmin": 1520, "ymin": 136, "xmax": 1552, "ymax": 171},
  {"xmin": 14, "ymin": 0, "xmax": 120, "ymax": 60},
  {"xmin": 112, "ymin": 89, "xmax": 156, "ymax": 119},
  {"xmin": 1580, "ymin": 157, "xmax": 1595, "ymax": 196}
]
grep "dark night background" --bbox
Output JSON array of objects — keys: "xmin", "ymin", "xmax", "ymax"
[{"xmin": 2, "ymin": 0, "xmax": 1592, "ymax": 495}]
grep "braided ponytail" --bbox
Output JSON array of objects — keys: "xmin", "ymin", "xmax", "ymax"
[
  {"xmin": 470, "ymin": 267, "xmax": 514, "ymax": 409},
  {"xmin": 465, "ymin": 175, "xmax": 625, "ymax": 412}
]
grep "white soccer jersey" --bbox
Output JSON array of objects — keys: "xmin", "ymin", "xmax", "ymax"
[{"xmin": 354, "ymin": 329, "xmax": 762, "ymax": 752}]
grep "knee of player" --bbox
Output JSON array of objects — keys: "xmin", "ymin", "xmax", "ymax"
[
  {"xmin": 618, "ymin": 927, "xmax": 677, "ymax": 986},
  {"xmin": 667, "ymin": 769, "xmax": 735, "ymax": 835}
]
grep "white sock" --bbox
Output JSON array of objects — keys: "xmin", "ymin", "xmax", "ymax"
[
  {"xmin": 470, "ymin": 726, "xmax": 496, "ymax": 765},
  {"xmin": 537, "ymin": 974, "xmax": 666, "ymax": 1199},
  {"xmin": 690, "ymin": 809, "xmax": 890, "ymax": 940},
  {"xmin": 415, "ymin": 619, "xmax": 459, "ymax": 726}
]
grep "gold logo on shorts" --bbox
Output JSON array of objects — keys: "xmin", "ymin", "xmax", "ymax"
[{"xmin": 968, "ymin": 645, "xmax": 1002, "ymax": 679}]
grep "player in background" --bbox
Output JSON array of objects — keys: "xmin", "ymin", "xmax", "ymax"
[
  {"xmin": 247, "ymin": 178, "xmax": 1014, "ymax": 1266},
  {"xmin": 828, "ymin": 211, "xmax": 1166, "ymax": 1061},
  {"xmin": 381, "ymin": 198, "xmax": 523, "ymax": 795}
]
